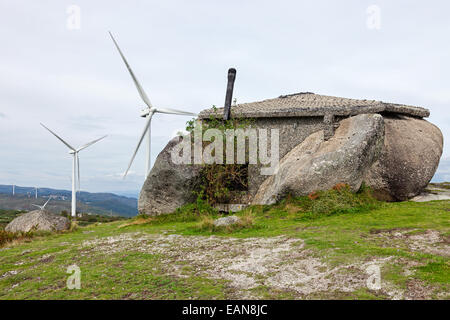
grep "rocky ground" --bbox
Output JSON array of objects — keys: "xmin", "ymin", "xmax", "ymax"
[
  {"xmin": 411, "ymin": 183, "xmax": 450, "ymax": 202},
  {"xmin": 80, "ymin": 231, "xmax": 448, "ymax": 299}
]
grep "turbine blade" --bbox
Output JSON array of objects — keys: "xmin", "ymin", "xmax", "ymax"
[
  {"xmin": 155, "ymin": 107, "xmax": 198, "ymax": 116},
  {"xmin": 31, "ymin": 204, "xmax": 41, "ymax": 209},
  {"xmin": 42, "ymin": 197, "xmax": 52, "ymax": 209},
  {"xmin": 109, "ymin": 31, "xmax": 153, "ymax": 109},
  {"xmin": 123, "ymin": 113, "xmax": 153, "ymax": 178},
  {"xmin": 40, "ymin": 123, "xmax": 76, "ymax": 151},
  {"xmin": 76, "ymin": 135, "xmax": 107, "ymax": 152}
]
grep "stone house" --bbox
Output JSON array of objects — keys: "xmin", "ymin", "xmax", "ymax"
[{"xmin": 139, "ymin": 92, "xmax": 442, "ymax": 214}]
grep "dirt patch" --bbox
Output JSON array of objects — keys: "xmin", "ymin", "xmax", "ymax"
[
  {"xmin": 404, "ymin": 279, "xmax": 434, "ymax": 300},
  {"xmin": 39, "ymin": 254, "xmax": 54, "ymax": 264},
  {"xmin": 0, "ymin": 270, "xmax": 18, "ymax": 279},
  {"xmin": 121, "ymin": 292, "xmax": 135, "ymax": 299},
  {"xmin": 407, "ymin": 230, "xmax": 448, "ymax": 255},
  {"xmin": 369, "ymin": 227, "xmax": 410, "ymax": 234},
  {"xmin": 369, "ymin": 229, "xmax": 449, "ymax": 257},
  {"xmin": 443, "ymin": 235, "xmax": 450, "ymax": 244},
  {"xmin": 82, "ymin": 233, "xmax": 405, "ymax": 299}
]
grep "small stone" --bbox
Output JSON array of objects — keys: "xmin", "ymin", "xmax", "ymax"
[{"xmin": 213, "ymin": 215, "xmax": 240, "ymax": 227}]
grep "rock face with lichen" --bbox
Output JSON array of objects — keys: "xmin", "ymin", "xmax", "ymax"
[
  {"xmin": 139, "ymin": 93, "xmax": 443, "ymax": 215},
  {"xmin": 363, "ymin": 115, "xmax": 443, "ymax": 201},
  {"xmin": 253, "ymin": 114, "xmax": 385, "ymax": 204},
  {"xmin": 138, "ymin": 136, "xmax": 202, "ymax": 215},
  {"xmin": 5, "ymin": 210, "xmax": 70, "ymax": 233}
]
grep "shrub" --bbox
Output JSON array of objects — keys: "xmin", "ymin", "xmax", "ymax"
[
  {"xmin": 149, "ymin": 197, "xmax": 218, "ymax": 224},
  {"xmin": 196, "ymin": 216, "xmax": 215, "ymax": 231},
  {"xmin": 0, "ymin": 229, "xmax": 35, "ymax": 247},
  {"xmin": 266, "ymin": 183, "xmax": 381, "ymax": 220},
  {"xmin": 300, "ymin": 184, "xmax": 381, "ymax": 219},
  {"xmin": 199, "ymin": 164, "xmax": 248, "ymax": 205},
  {"xmin": 186, "ymin": 110, "xmax": 255, "ymax": 206},
  {"xmin": 308, "ymin": 191, "xmax": 319, "ymax": 200}
]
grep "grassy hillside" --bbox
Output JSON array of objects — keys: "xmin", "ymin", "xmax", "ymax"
[
  {"xmin": 0, "ymin": 185, "xmax": 137, "ymax": 217},
  {"xmin": 0, "ymin": 188, "xmax": 448, "ymax": 300}
]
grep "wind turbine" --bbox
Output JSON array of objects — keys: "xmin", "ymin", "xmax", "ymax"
[
  {"xmin": 32, "ymin": 196, "xmax": 53, "ymax": 211},
  {"xmin": 40, "ymin": 123, "xmax": 107, "ymax": 217},
  {"xmin": 108, "ymin": 32, "xmax": 197, "ymax": 178}
]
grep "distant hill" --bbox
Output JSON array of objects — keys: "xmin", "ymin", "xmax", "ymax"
[{"xmin": 0, "ymin": 185, "xmax": 137, "ymax": 217}]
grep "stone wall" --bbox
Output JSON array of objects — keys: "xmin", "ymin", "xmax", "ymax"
[{"xmin": 245, "ymin": 116, "xmax": 325, "ymax": 197}]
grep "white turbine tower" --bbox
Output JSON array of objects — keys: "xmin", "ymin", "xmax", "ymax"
[
  {"xmin": 109, "ymin": 32, "xmax": 197, "ymax": 178},
  {"xmin": 32, "ymin": 196, "xmax": 53, "ymax": 211},
  {"xmin": 40, "ymin": 123, "xmax": 107, "ymax": 217}
]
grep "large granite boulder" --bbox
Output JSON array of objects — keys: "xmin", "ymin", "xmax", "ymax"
[
  {"xmin": 138, "ymin": 136, "xmax": 202, "ymax": 215},
  {"xmin": 5, "ymin": 210, "xmax": 70, "ymax": 233},
  {"xmin": 363, "ymin": 115, "xmax": 443, "ymax": 201},
  {"xmin": 252, "ymin": 114, "xmax": 385, "ymax": 205}
]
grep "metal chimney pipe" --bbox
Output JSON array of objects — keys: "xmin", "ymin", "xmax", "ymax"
[{"xmin": 223, "ymin": 68, "xmax": 236, "ymax": 120}]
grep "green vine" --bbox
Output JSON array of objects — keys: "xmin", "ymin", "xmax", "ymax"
[{"xmin": 186, "ymin": 106, "xmax": 255, "ymax": 205}]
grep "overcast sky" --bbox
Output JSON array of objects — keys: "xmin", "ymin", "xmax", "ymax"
[{"xmin": 0, "ymin": 0, "xmax": 449, "ymax": 195}]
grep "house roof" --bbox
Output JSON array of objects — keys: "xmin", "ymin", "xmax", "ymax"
[{"xmin": 198, "ymin": 92, "xmax": 430, "ymax": 119}]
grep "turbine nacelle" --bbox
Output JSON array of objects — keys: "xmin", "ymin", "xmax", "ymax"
[{"xmin": 140, "ymin": 107, "xmax": 153, "ymax": 118}]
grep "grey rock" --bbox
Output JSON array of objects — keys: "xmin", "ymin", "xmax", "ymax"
[
  {"xmin": 410, "ymin": 193, "xmax": 450, "ymax": 202},
  {"xmin": 213, "ymin": 215, "xmax": 240, "ymax": 227},
  {"xmin": 5, "ymin": 210, "xmax": 70, "ymax": 233},
  {"xmin": 253, "ymin": 114, "xmax": 385, "ymax": 205},
  {"xmin": 138, "ymin": 136, "xmax": 202, "ymax": 215},
  {"xmin": 364, "ymin": 115, "xmax": 443, "ymax": 201}
]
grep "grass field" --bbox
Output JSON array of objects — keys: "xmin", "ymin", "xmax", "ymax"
[{"xmin": 0, "ymin": 188, "xmax": 448, "ymax": 300}]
